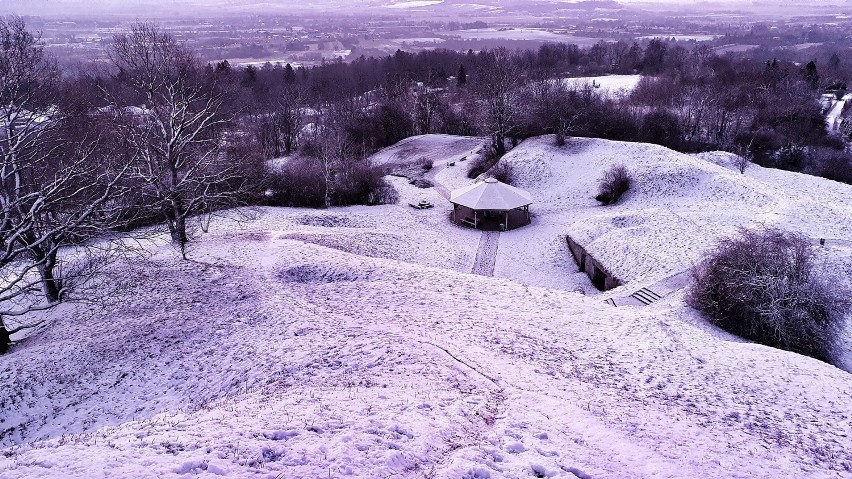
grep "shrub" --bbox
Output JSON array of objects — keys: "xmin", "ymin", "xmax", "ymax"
[
  {"xmin": 266, "ymin": 158, "xmax": 326, "ymax": 208},
  {"xmin": 266, "ymin": 158, "xmax": 396, "ymax": 207},
  {"xmin": 334, "ymin": 162, "xmax": 395, "ymax": 206},
  {"xmin": 735, "ymin": 129, "xmax": 782, "ymax": 167},
  {"xmin": 467, "ymin": 146, "xmax": 501, "ymax": 179},
  {"xmin": 369, "ymin": 180, "xmax": 400, "ymax": 205},
  {"xmin": 489, "ymin": 161, "xmax": 513, "ymax": 184},
  {"xmin": 773, "ymin": 144, "xmax": 808, "ymax": 172},
  {"xmin": 808, "ymin": 148, "xmax": 852, "ymax": 184},
  {"xmin": 420, "ymin": 159, "xmax": 433, "ymax": 171},
  {"xmin": 688, "ymin": 228, "xmax": 849, "ymax": 363},
  {"xmin": 595, "ymin": 164, "xmax": 631, "ymax": 205}
]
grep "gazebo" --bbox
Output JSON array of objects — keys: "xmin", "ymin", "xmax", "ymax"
[{"xmin": 449, "ymin": 178, "xmax": 533, "ymax": 231}]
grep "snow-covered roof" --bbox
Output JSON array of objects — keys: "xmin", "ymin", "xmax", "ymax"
[{"xmin": 450, "ymin": 178, "xmax": 533, "ymax": 211}]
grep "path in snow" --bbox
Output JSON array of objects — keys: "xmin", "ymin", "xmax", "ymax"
[
  {"xmin": 422, "ymin": 152, "xmax": 501, "ymax": 277},
  {"xmin": 608, "ymin": 270, "xmax": 692, "ymax": 307},
  {"xmin": 814, "ymin": 237, "xmax": 852, "ymax": 249},
  {"xmin": 825, "ymin": 93, "xmax": 852, "ymax": 132},
  {"xmin": 472, "ymin": 231, "xmax": 500, "ymax": 276},
  {"xmin": 424, "ymin": 161, "xmax": 451, "ymax": 200}
]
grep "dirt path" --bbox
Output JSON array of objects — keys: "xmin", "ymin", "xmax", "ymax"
[{"xmin": 472, "ymin": 231, "xmax": 500, "ymax": 276}]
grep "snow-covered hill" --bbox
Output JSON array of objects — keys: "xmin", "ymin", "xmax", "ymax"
[
  {"xmin": 1, "ymin": 135, "xmax": 851, "ymax": 478},
  {"xmin": 369, "ymin": 134, "xmax": 485, "ymax": 168},
  {"xmin": 496, "ymin": 136, "xmax": 852, "ymax": 286}
]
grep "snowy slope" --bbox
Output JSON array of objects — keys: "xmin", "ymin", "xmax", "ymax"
[
  {"xmin": 1, "ymin": 211, "xmax": 851, "ymax": 478},
  {"xmin": 491, "ymin": 136, "xmax": 852, "ymax": 285},
  {"xmin": 1, "ymin": 135, "xmax": 851, "ymax": 478},
  {"xmin": 368, "ymin": 134, "xmax": 486, "ymax": 168}
]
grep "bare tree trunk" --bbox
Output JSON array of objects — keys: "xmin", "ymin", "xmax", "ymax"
[
  {"xmin": 493, "ymin": 134, "xmax": 506, "ymax": 156},
  {"xmin": 0, "ymin": 318, "xmax": 9, "ymax": 355},
  {"xmin": 38, "ymin": 248, "xmax": 61, "ymax": 303},
  {"xmin": 284, "ymin": 124, "xmax": 295, "ymax": 154},
  {"xmin": 167, "ymin": 213, "xmax": 189, "ymax": 259},
  {"xmin": 273, "ymin": 121, "xmax": 282, "ymax": 157}
]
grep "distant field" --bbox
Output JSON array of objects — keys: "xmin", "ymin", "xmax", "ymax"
[
  {"xmin": 384, "ymin": 0, "xmax": 444, "ymax": 8},
  {"xmin": 637, "ymin": 34, "xmax": 720, "ymax": 41},
  {"xmin": 451, "ymin": 27, "xmax": 607, "ymax": 46},
  {"xmin": 713, "ymin": 44, "xmax": 759, "ymax": 54},
  {"xmin": 563, "ymin": 74, "xmax": 644, "ymax": 97}
]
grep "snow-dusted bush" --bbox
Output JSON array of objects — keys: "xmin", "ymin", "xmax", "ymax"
[
  {"xmin": 688, "ymin": 228, "xmax": 849, "ymax": 363},
  {"xmin": 266, "ymin": 159, "xmax": 396, "ymax": 207},
  {"xmin": 774, "ymin": 144, "xmax": 808, "ymax": 172},
  {"xmin": 490, "ymin": 162, "xmax": 514, "ymax": 184},
  {"xmin": 468, "ymin": 146, "xmax": 502, "ymax": 179},
  {"xmin": 595, "ymin": 164, "xmax": 631, "ymax": 205},
  {"xmin": 369, "ymin": 180, "xmax": 400, "ymax": 205},
  {"xmin": 266, "ymin": 158, "xmax": 326, "ymax": 207},
  {"xmin": 810, "ymin": 148, "xmax": 852, "ymax": 184}
]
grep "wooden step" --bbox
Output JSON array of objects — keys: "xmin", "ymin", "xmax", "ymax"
[{"xmin": 603, "ymin": 298, "xmax": 617, "ymax": 307}]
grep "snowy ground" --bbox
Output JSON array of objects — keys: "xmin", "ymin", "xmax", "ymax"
[
  {"xmin": 369, "ymin": 134, "xmax": 485, "ymax": 169},
  {"xmin": 451, "ymin": 28, "xmax": 603, "ymax": 46},
  {"xmin": 1, "ymin": 135, "xmax": 851, "ymax": 478},
  {"xmin": 494, "ymin": 136, "xmax": 852, "ymax": 287},
  {"xmin": 562, "ymin": 75, "xmax": 643, "ymax": 98}
]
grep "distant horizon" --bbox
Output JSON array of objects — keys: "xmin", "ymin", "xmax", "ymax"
[{"xmin": 3, "ymin": 0, "xmax": 852, "ymax": 18}]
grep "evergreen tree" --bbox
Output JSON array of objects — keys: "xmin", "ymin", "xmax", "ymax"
[
  {"xmin": 284, "ymin": 63, "xmax": 296, "ymax": 84},
  {"xmin": 803, "ymin": 60, "xmax": 819, "ymax": 89},
  {"xmin": 829, "ymin": 52, "xmax": 841, "ymax": 71},
  {"xmin": 457, "ymin": 64, "xmax": 467, "ymax": 86}
]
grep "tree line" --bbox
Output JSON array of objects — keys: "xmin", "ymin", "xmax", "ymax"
[{"xmin": 217, "ymin": 37, "xmax": 852, "ymax": 182}]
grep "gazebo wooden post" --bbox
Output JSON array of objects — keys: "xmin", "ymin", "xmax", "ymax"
[
  {"xmin": 452, "ymin": 203, "xmax": 457, "ymax": 222},
  {"xmin": 474, "ymin": 209, "xmax": 478, "ymax": 228},
  {"xmin": 504, "ymin": 210, "xmax": 509, "ymax": 231},
  {"xmin": 526, "ymin": 205, "xmax": 530, "ymax": 223}
]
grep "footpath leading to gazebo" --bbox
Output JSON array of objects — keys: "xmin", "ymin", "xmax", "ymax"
[
  {"xmin": 424, "ymin": 163, "xmax": 525, "ymax": 276},
  {"xmin": 471, "ymin": 231, "xmax": 500, "ymax": 276}
]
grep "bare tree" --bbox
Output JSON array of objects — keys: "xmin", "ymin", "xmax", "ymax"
[
  {"xmin": 414, "ymin": 71, "xmax": 443, "ymax": 135},
  {"xmin": 520, "ymin": 79, "xmax": 579, "ymax": 146},
  {"xmin": 734, "ymin": 139, "xmax": 754, "ymax": 174},
  {"xmin": 0, "ymin": 18, "xmax": 132, "ymax": 353},
  {"xmin": 277, "ymin": 84, "xmax": 305, "ymax": 156},
  {"xmin": 107, "ymin": 23, "xmax": 240, "ymax": 259},
  {"xmin": 250, "ymin": 83, "xmax": 304, "ymax": 159},
  {"xmin": 477, "ymin": 48, "xmax": 521, "ymax": 157}
]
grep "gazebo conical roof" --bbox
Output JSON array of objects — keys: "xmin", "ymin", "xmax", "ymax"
[{"xmin": 450, "ymin": 178, "xmax": 533, "ymax": 211}]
